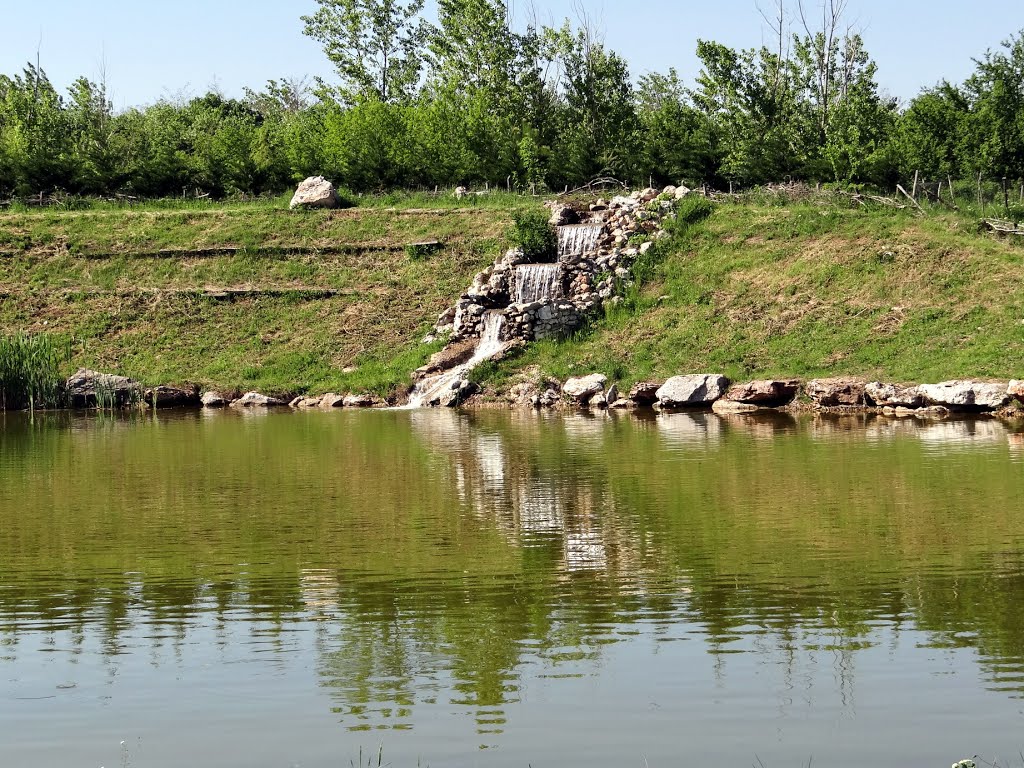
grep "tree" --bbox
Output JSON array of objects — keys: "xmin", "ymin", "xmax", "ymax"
[
  {"xmin": 960, "ymin": 31, "xmax": 1024, "ymax": 179},
  {"xmin": 552, "ymin": 25, "xmax": 638, "ymax": 185},
  {"xmin": 636, "ymin": 69, "xmax": 706, "ymax": 185},
  {"xmin": 897, "ymin": 83, "xmax": 968, "ymax": 178},
  {"xmin": 302, "ymin": 0, "xmax": 429, "ymax": 104}
]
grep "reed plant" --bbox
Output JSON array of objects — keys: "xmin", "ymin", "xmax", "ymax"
[{"xmin": 0, "ymin": 334, "xmax": 70, "ymax": 410}]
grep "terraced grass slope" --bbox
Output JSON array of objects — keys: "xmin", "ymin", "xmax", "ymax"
[
  {"xmin": 0, "ymin": 199, "xmax": 534, "ymax": 396},
  {"xmin": 481, "ymin": 199, "xmax": 1024, "ymax": 392}
]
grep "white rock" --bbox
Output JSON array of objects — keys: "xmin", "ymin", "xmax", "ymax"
[
  {"xmin": 563, "ymin": 374, "xmax": 608, "ymax": 405},
  {"xmin": 232, "ymin": 392, "xmax": 286, "ymax": 408},
  {"xmin": 289, "ymin": 176, "xmax": 339, "ymax": 210},
  {"xmin": 656, "ymin": 374, "xmax": 730, "ymax": 408},
  {"xmin": 918, "ymin": 380, "xmax": 1010, "ymax": 410}
]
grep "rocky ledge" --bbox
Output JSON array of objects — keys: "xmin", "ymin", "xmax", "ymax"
[{"xmin": 501, "ymin": 372, "xmax": 1023, "ymax": 418}]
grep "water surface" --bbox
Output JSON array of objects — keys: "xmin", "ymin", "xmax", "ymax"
[{"xmin": 2, "ymin": 409, "xmax": 1023, "ymax": 767}]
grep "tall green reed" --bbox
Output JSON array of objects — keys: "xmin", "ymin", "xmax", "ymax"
[{"xmin": 0, "ymin": 334, "xmax": 71, "ymax": 410}]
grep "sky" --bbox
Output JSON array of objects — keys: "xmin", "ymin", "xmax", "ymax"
[{"xmin": 2, "ymin": 0, "xmax": 1023, "ymax": 110}]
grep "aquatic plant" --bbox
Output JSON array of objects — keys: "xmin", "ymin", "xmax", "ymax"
[{"xmin": 0, "ymin": 334, "xmax": 70, "ymax": 410}]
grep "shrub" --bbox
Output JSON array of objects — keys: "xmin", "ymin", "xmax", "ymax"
[
  {"xmin": 675, "ymin": 195, "xmax": 715, "ymax": 227},
  {"xmin": 510, "ymin": 209, "xmax": 557, "ymax": 263}
]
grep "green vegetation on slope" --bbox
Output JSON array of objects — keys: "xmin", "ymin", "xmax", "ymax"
[
  {"xmin": 480, "ymin": 197, "xmax": 1024, "ymax": 391},
  {"xmin": 0, "ymin": 199, "xmax": 538, "ymax": 397},
  {"xmin": 3, "ymin": 193, "xmax": 1023, "ymax": 401}
]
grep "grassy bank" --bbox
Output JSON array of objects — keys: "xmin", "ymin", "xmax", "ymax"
[
  {"xmin": 0, "ymin": 196, "xmax": 537, "ymax": 397},
  {"xmin": 478, "ymin": 196, "xmax": 1024, "ymax": 392},
  {"xmin": 2, "ymin": 192, "xmax": 1022, "ymax": 402}
]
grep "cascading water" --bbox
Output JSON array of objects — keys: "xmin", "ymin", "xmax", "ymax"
[
  {"xmin": 407, "ymin": 312, "xmax": 507, "ymax": 408},
  {"xmin": 557, "ymin": 223, "xmax": 604, "ymax": 257},
  {"xmin": 514, "ymin": 264, "xmax": 562, "ymax": 305}
]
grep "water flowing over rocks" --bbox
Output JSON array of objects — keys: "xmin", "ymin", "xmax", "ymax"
[
  {"xmin": 409, "ymin": 190, "xmax": 682, "ymax": 408},
  {"xmin": 917, "ymin": 380, "xmax": 1011, "ymax": 410},
  {"xmin": 66, "ymin": 369, "xmax": 141, "ymax": 408},
  {"xmin": 289, "ymin": 176, "xmax": 339, "ymax": 210},
  {"xmin": 806, "ymin": 378, "xmax": 867, "ymax": 407},
  {"xmin": 656, "ymin": 375, "xmax": 730, "ymax": 409}
]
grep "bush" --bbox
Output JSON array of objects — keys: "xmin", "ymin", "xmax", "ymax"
[
  {"xmin": 675, "ymin": 195, "xmax": 715, "ymax": 227},
  {"xmin": 510, "ymin": 209, "xmax": 557, "ymax": 263}
]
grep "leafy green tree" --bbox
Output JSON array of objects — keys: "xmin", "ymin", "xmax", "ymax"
[
  {"xmin": 302, "ymin": 0, "xmax": 429, "ymax": 104},
  {"xmin": 897, "ymin": 84, "xmax": 968, "ymax": 178},
  {"xmin": 693, "ymin": 40, "xmax": 800, "ymax": 185},
  {"xmin": 551, "ymin": 27, "xmax": 638, "ymax": 185},
  {"xmin": 0, "ymin": 65, "xmax": 75, "ymax": 194},
  {"xmin": 960, "ymin": 31, "xmax": 1024, "ymax": 179},
  {"xmin": 636, "ymin": 69, "xmax": 705, "ymax": 186}
]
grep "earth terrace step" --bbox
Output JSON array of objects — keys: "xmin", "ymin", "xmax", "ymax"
[
  {"xmin": 0, "ymin": 243, "xmax": 424, "ymax": 260},
  {"xmin": 0, "ymin": 287, "xmax": 353, "ymax": 301}
]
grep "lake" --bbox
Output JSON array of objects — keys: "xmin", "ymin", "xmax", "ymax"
[{"xmin": 2, "ymin": 408, "xmax": 1023, "ymax": 768}]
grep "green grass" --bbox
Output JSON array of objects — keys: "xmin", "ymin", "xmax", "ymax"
[
  {"xmin": 5, "ymin": 190, "xmax": 1022, "ymax": 402},
  {"xmin": 0, "ymin": 197, "xmax": 542, "ymax": 397},
  {"xmin": 477, "ymin": 195, "xmax": 1024, "ymax": 392}
]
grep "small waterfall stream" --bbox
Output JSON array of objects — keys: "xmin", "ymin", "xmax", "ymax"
[
  {"xmin": 407, "ymin": 312, "xmax": 507, "ymax": 408},
  {"xmin": 514, "ymin": 264, "xmax": 562, "ymax": 304},
  {"xmin": 557, "ymin": 224, "xmax": 604, "ymax": 257}
]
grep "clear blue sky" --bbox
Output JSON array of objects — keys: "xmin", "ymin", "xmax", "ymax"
[{"xmin": 2, "ymin": 1, "xmax": 1022, "ymax": 110}]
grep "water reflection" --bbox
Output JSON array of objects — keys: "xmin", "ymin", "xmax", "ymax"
[{"xmin": 2, "ymin": 410, "xmax": 1024, "ymax": 768}]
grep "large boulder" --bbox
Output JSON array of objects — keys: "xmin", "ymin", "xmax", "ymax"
[
  {"xmin": 343, "ymin": 393, "xmax": 377, "ymax": 409},
  {"xmin": 145, "ymin": 384, "xmax": 201, "ymax": 409},
  {"xmin": 563, "ymin": 374, "xmax": 608, "ymax": 406},
  {"xmin": 232, "ymin": 392, "xmax": 287, "ymax": 408},
  {"xmin": 1010, "ymin": 380, "xmax": 1024, "ymax": 403},
  {"xmin": 201, "ymin": 391, "xmax": 232, "ymax": 408},
  {"xmin": 548, "ymin": 204, "xmax": 579, "ymax": 227},
  {"xmin": 806, "ymin": 378, "xmax": 866, "ymax": 407},
  {"xmin": 629, "ymin": 381, "xmax": 662, "ymax": 406},
  {"xmin": 66, "ymin": 369, "xmax": 141, "ymax": 408},
  {"xmin": 320, "ymin": 393, "xmax": 346, "ymax": 409},
  {"xmin": 289, "ymin": 176, "xmax": 339, "ymax": 210},
  {"xmin": 865, "ymin": 382, "xmax": 924, "ymax": 408},
  {"xmin": 726, "ymin": 379, "xmax": 801, "ymax": 407},
  {"xmin": 656, "ymin": 374, "xmax": 730, "ymax": 408},
  {"xmin": 918, "ymin": 380, "xmax": 1011, "ymax": 411}
]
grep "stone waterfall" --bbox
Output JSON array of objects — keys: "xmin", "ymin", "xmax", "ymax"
[
  {"xmin": 557, "ymin": 223, "xmax": 604, "ymax": 257},
  {"xmin": 514, "ymin": 264, "xmax": 562, "ymax": 304},
  {"xmin": 407, "ymin": 312, "xmax": 507, "ymax": 408}
]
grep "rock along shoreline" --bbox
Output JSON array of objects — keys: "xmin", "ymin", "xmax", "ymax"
[{"xmin": 15, "ymin": 367, "xmax": 1022, "ymax": 422}]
